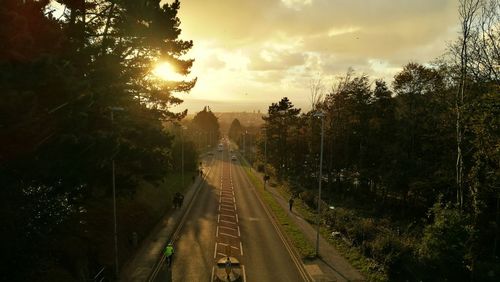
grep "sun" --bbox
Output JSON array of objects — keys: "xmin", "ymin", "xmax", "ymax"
[{"xmin": 152, "ymin": 62, "xmax": 183, "ymax": 81}]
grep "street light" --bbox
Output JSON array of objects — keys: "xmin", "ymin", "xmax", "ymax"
[
  {"xmin": 244, "ymin": 130, "xmax": 248, "ymax": 154},
  {"xmin": 313, "ymin": 110, "xmax": 325, "ymax": 257},
  {"xmin": 110, "ymin": 106, "xmax": 124, "ymax": 278},
  {"xmin": 182, "ymin": 127, "xmax": 184, "ymax": 187},
  {"xmin": 175, "ymin": 124, "xmax": 187, "ymax": 187},
  {"xmin": 261, "ymin": 127, "xmax": 268, "ymax": 190}
]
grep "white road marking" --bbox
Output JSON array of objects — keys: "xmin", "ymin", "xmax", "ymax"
[
  {"xmin": 220, "ymin": 207, "xmax": 235, "ymax": 212},
  {"xmin": 220, "ymin": 214, "xmax": 235, "ymax": 218},
  {"xmin": 220, "ymin": 203, "xmax": 235, "ymax": 209},
  {"xmin": 219, "ymin": 232, "xmax": 238, "ymax": 238},
  {"xmin": 242, "ymin": 265, "xmax": 247, "ymax": 282},
  {"xmin": 213, "ymin": 243, "xmax": 218, "ymax": 258},
  {"xmin": 217, "ymin": 214, "xmax": 220, "ymax": 223},
  {"xmin": 211, "ymin": 266, "xmax": 215, "ymax": 281},
  {"xmin": 240, "ymin": 242, "xmax": 243, "ymax": 255},
  {"xmin": 237, "ymin": 226, "xmax": 241, "ymax": 236},
  {"xmin": 220, "ymin": 219, "xmax": 237, "ymax": 225},
  {"xmin": 216, "ymin": 226, "xmax": 219, "ymax": 237},
  {"xmin": 236, "ymin": 214, "xmax": 239, "ymax": 223},
  {"xmin": 219, "ymin": 225, "xmax": 237, "ymax": 232}
]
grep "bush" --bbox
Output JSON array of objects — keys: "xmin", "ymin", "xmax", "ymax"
[
  {"xmin": 325, "ymin": 208, "xmax": 357, "ymax": 238},
  {"xmin": 418, "ymin": 201, "xmax": 471, "ymax": 280},
  {"xmin": 299, "ymin": 190, "xmax": 317, "ymax": 209}
]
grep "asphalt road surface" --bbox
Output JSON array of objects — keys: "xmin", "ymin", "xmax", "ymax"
[{"xmin": 152, "ymin": 146, "xmax": 307, "ymax": 282}]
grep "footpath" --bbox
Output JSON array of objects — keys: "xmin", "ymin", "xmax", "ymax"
[
  {"xmin": 249, "ymin": 165, "xmax": 365, "ymax": 282},
  {"xmin": 119, "ymin": 174, "xmax": 204, "ymax": 281}
]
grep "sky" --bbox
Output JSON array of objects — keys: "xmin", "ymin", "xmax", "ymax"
[{"xmin": 168, "ymin": 0, "xmax": 460, "ymax": 113}]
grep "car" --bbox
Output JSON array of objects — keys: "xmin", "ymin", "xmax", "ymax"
[
  {"xmin": 231, "ymin": 155, "xmax": 237, "ymax": 161},
  {"xmin": 208, "ymin": 151, "xmax": 214, "ymax": 156}
]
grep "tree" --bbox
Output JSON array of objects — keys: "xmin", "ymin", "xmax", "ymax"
[
  {"xmin": 228, "ymin": 118, "xmax": 243, "ymax": 143},
  {"xmin": 454, "ymin": 0, "xmax": 481, "ymax": 210},
  {"xmin": 191, "ymin": 106, "xmax": 220, "ymax": 149},
  {"xmin": 262, "ymin": 97, "xmax": 301, "ymax": 179},
  {"xmin": 0, "ymin": 0, "xmax": 196, "ymax": 279}
]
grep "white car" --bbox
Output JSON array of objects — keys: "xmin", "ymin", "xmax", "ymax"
[{"xmin": 231, "ymin": 155, "xmax": 237, "ymax": 161}]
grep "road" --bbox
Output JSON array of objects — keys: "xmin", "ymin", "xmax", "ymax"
[{"xmin": 152, "ymin": 145, "xmax": 308, "ymax": 281}]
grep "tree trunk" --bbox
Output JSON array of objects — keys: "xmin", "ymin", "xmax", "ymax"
[{"xmin": 456, "ymin": 0, "xmax": 480, "ymax": 210}]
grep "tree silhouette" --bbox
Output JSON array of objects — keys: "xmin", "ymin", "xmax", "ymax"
[
  {"xmin": 228, "ymin": 118, "xmax": 243, "ymax": 144},
  {"xmin": 0, "ymin": 0, "xmax": 195, "ymax": 279},
  {"xmin": 191, "ymin": 106, "xmax": 220, "ymax": 149}
]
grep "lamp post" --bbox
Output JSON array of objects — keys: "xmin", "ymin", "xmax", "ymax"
[
  {"xmin": 261, "ymin": 127, "xmax": 268, "ymax": 190},
  {"xmin": 264, "ymin": 128, "xmax": 268, "ymax": 190},
  {"xmin": 313, "ymin": 111, "xmax": 325, "ymax": 257},
  {"xmin": 110, "ymin": 106, "xmax": 124, "ymax": 278},
  {"xmin": 181, "ymin": 126, "xmax": 185, "ymax": 187},
  {"xmin": 243, "ymin": 130, "xmax": 248, "ymax": 155}
]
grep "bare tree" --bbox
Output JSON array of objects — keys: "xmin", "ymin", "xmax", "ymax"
[
  {"xmin": 469, "ymin": 0, "xmax": 500, "ymax": 82},
  {"xmin": 309, "ymin": 75, "xmax": 325, "ymax": 111},
  {"xmin": 455, "ymin": 0, "xmax": 481, "ymax": 210}
]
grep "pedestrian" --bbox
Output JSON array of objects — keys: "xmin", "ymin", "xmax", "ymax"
[
  {"xmin": 164, "ymin": 242, "xmax": 174, "ymax": 267},
  {"xmin": 173, "ymin": 192, "xmax": 182, "ymax": 209},
  {"xmin": 289, "ymin": 197, "xmax": 294, "ymax": 212},
  {"xmin": 224, "ymin": 256, "xmax": 232, "ymax": 280},
  {"xmin": 178, "ymin": 194, "xmax": 184, "ymax": 208},
  {"xmin": 172, "ymin": 193, "xmax": 178, "ymax": 209},
  {"xmin": 132, "ymin": 231, "xmax": 138, "ymax": 247},
  {"xmin": 172, "ymin": 194, "xmax": 178, "ymax": 209}
]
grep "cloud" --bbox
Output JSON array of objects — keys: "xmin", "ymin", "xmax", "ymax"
[
  {"xmin": 249, "ymin": 51, "xmax": 306, "ymax": 71},
  {"xmin": 175, "ymin": 0, "xmax": 460, "ymax": 113},
  {"xmin": 204, "ymin": 55, "xmax": 225, "ymax": 70},
  {"xmin": 281, "ymin": 0, "xmax": 313, "ymax": 10},
  {"xmin": 328, "ymin": 26, "xmax": 361, "ymax": 37}
]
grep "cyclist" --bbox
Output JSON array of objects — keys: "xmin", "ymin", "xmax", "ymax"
[{"xmin": 164, "ymin": 242, "xmax": 174, "ymax": 267}]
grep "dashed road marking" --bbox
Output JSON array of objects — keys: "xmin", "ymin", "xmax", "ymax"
[
  {"xmin": 213, "ymin": 150, "xmax": 244, "ymax": 276},
  {"xmin": 219, "ymin": 225, "xmax": 238, "ymax": 232}
]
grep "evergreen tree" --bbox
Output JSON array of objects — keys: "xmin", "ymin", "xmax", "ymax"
[{"xmin": 228, "ymin": 118, "xmax": 243, "ymax": 143}]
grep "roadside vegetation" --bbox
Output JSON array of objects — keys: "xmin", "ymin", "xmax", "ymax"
[{"xmin": 233, "ymin": 1, "xmax": 499, "ymax": 281}]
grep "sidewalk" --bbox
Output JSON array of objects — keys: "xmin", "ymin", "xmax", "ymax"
[
  {"xmin": 120, "ymin": 175, "xmax": 204, "ymax": 281},
  {"xmin": 251, "ymin": 167, "xmax": 365, "ymax": 282}
]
